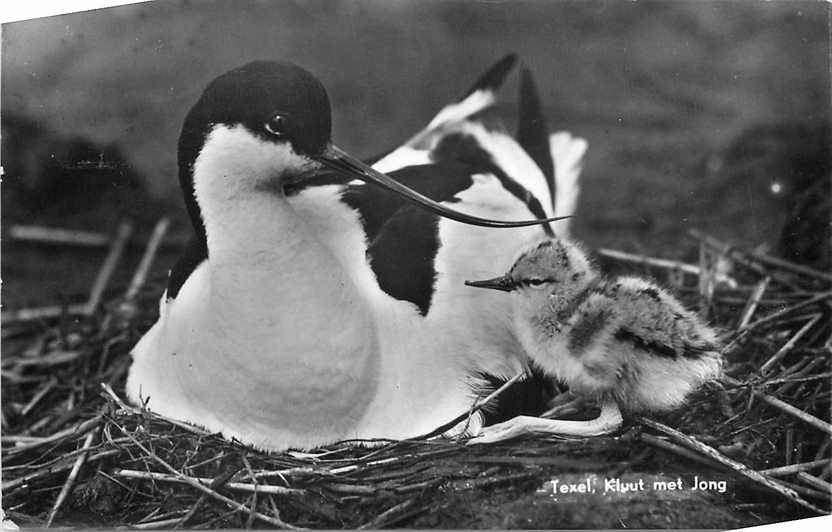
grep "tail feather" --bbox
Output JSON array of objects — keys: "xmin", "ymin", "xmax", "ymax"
[
  {"xmin": 517, "ymin": 67, "xmax": 555, "ymax": 199},
  {"xmin": 550, "ymin": 132, "xmax": 587, "ymax": 237},
  {"xmin": 373, "ymin": 53, "xmax": 519, "ymax": 171},
  {"xmin": 423, "ymin": 53, "xmax": 519, "ymax": 135},
  {"xmin": 457, "ymin": 52, "xmax": 519, "ymax": 102}
]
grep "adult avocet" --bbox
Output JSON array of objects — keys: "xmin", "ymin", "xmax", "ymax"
[{"xmin": 127, "ymin": 57, "xmax": 585, "ymax": 451}]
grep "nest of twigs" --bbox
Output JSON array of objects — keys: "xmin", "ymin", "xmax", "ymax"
[{"xmin": 2, "ymin": 220, "xmax": 830, "ymax": 528}]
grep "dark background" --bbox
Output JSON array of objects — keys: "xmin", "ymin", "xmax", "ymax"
[{"xmin": 2, "ymin": 0, "xmax": 829, "ymax": 307}]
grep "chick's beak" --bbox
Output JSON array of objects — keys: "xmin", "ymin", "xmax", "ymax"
[
  {"xmin": 316, "ymin": 144, "xmax": 572, "ymax": 229},
  {"xmin": 464, "ymin": 275, "xmax": 516, "ymax": 292}
]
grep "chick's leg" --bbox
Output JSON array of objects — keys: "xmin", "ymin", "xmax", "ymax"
[
  {"xmin": 542, "ymin": 392, "xmax": 594, "ymax": 419},
  {"xmin": 467, "ymin": 401, "xmax": 622, "ymax": 445}
]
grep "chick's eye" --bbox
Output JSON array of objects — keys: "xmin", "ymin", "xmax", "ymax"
[{"xmin": 265, "ymin": 114, "xmax": 288, "ymax": 137}]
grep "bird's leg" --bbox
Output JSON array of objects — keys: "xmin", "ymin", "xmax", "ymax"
[
  {"xmin": 466, "ymin": 400, "xmax": 623, "ymax": 445},
  {"xmin": 541, "ymin": 392, "xmax": 594, "ymax": 419}
]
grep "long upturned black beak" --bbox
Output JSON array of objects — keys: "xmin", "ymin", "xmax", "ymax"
[
  {"xmin": 464, "ymin": 275, "xmax": 516, "ymax": 292},
  {"xmin": 317, "ymin": 144, "xmax": 572, "ymax": 228}
]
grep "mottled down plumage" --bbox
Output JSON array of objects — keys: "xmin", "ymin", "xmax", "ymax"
[{"xmin": 465, "ymin": 236, "xmax": 724, "ymax": 443}]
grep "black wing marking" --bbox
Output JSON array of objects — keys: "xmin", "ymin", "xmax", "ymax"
[
  {"xmin": 166, "ymin": 235, "xmax": 208, "ymax": 300},
  {"xmin": 516, "ymin": 67, "xmax": 555, "ymax": 207},
  {"xmin": 614, "ymin": 328, "xmax": 679, "ymax": 359},
  {"xmin": 458, "ymin": 52, "xmax": 518, "ymax": 101},
  {"xmin": 366, "ymin": 205, "xmax": 441, "ymax": 316},
  {"xmin": 614, "ymin": 327, "xmax": 717, "ymax": 360},
  {"xmin": 340, "ymin": 161, "xmax": 475, "ymax": 242}
]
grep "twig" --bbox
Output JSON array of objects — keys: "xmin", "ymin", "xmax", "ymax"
[
  {"xmin": 698, "ymin": 239, "xmax": 716, "ymax": 317},
  {"xmin": 737, "ymin": 277, "xmax": 771, "ymax": 329},
  {"xmin": 266, "ymin": 495, "xmax": 289, "ymax": 529},
  {"xmin": 133, "ymin": 517, "xmax": 191, "ymax": 530},
  {"xmin": 459, "ymin": 455, "xmax": 601, "ymax": 469},
  {"xmin": 4, "ymin": 414, "xmax": 104, "ymax": 456},
  {"xmin": 358, "ymin": 499, "xmax": 417, "ymax": 530},
  {"xmin": 19, "ymin": 378, "xmax": 58, "ymax": 417},
  {"xmin": 759, "ymin": 460, "xmax": 831, "ymax": 477},
  {"xmin": 240, "ymin": 454, "xmax": 258, "ymax": 530},
  {"xmin": 85, "ymin": 220, "xmax": 134, "ymax": 314},
  {"xmin": 748, "ymin": 250, "xmax": 832, "ymax": 284},
  {"xmin": 124, "ymin": 218, "xmax": 170, "ymax": 302},
  {"xmin": 112, "ymin": 469, "xmax": 302, "ymax": 496},
  {"xmin": 1, "ymin": 449, "xmax": 120, "ymax": 492},
  {"xmin": 96, "ymin": 332, "xmax": 128, "ymax": 375},
  {"xmin": 814, "ymin": 439, "xmax": 831, "ymax": 462},
  {"xmin": 449, "ymin": 471, "xmax": 540, "ymax": 491},
  {"xmin": 785, "ymin": 428, "xmax": 795, "ymax": 465},
  {"xmin": 393, "ymin": 476, "xmax": 445, "ymax": 495},
  {"xmin": 8, "ymin": 225, "xmax": 113, "ymax": 247},
  {"xmin": 760, "ymin": 314, "xmax": 824, "ymax": 374},
  {"xmin": 465, "ymin": 371, "xmax": 527, "ymax": 426},
  {"xmin": 250, "ymin": 468, "xmax": 326, "ymax": 481},
  {"xmin": 175, "ymin": 494, "xmax": 208, "ymax": 530},
  {"xmin": 746, "ymin": 387, "xmax": 832, "ymax": 437},
  {"xmin": 182, "ymin": 451, "xmax": 227, "ymax": 474},
  {"xmin": 0, "ymin": 371, "xmax": 44, "ymax": 384},
  {"xmin": 737, "ymin": 291, "xmax": 832, "ymax": 335},
  {"xmin": 325, "ymin": 452, "xmax": 447, "ymax": 477},
  {"xmin": 1, "ymin": 324, "xmax": 35, "ymax": 340},
  {"xmin": 1, "ymin": 435, "xmax": 49, "ymax": 444},
  {"xmin": 109, "ymin": 422, "xmax": 302, "ymax": 529},
  {"xmin": 422, "ymin": 371, "xmax": 527, "ymax": 441},
  {"xmin": 8, "ymin": 223, "xmax": 188, "ymax": 249},
  {"xmin": 175, "ymin": 468, "xmax": 240, "ymax": 529},
  {"xmin": 639, "ymin": 417, "xmax": 825, "ymax": 514},
  {"xmin": 11, "ymin": 350, "xmax": 81, "ymax": 369},
  {"xmin": 597, "ymin": 248, "xmax": 736, "ymax": 285},
  {"xmin": 323, "ymin": 483, "xmax": 377, "ymax": 496},
  {"xmin": 1, "ymin": 303, "xmax": 88, "ymax": 324},
  {"xmin": 776, "ymin": 478, "xmax": 831, "ymax": 500},
  {"xmin": 99, "ymin": 383, "xmax": 211, "ymax": 436},
  {"xmin": 138, "ymin": 507, "xmax": 188, "ymax": 527},
  {"xmin": 760, "ymin": 370, "xmax": 832, "ymax": 386},
  {"xmin": 796, "ymin": 472, "xmax": 832, "ymax": 493},
  {"xmin": 688, "ymin": 229, "xmax": 801, "ymax": 290},
  {"xmin": 45, "ymin": 428, "xmax": 99, "ymax": 526},
  {"xmin": 25, "ymin": 415, "xmax": 53, "ymax": 435},
  {"xmin": 640, "ymin": 433, "xmax": 720, "ymax": 469}
]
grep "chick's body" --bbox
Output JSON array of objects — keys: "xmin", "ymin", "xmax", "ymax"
[
  {"xmin": 519, "ymin": 274, "xmax": 722, "ymax": 414},
  {"xmin": 467, "ymin": 237, "xmax": 723, "ymax": 442}
]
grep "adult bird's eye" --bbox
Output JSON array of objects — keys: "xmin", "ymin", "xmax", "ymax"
[
  {"xmin": 527, "ymin": 278, "xmax": 546, "ymax": 288},
  {"xmin": 265, "ymin": 114, "xmax": 288, "ymax": 137}
]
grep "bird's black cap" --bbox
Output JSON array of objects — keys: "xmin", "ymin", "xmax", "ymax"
[
  {"xmin": 180, "ymin": 60, "xmax": 332, "ymax": 163},
  {"xmin": 177, "ymin": 61, "xmax": 332, "ymax": 245}
]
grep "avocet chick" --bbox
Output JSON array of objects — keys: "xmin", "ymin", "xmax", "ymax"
[{"xmin": 465, "ymin": 238, "xmax": 723, "ymax": 444}]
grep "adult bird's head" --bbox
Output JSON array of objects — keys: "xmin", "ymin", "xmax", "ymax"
[{"xmin": 178, "ymin": 60, "xmax": 571, "ymax": 243}]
